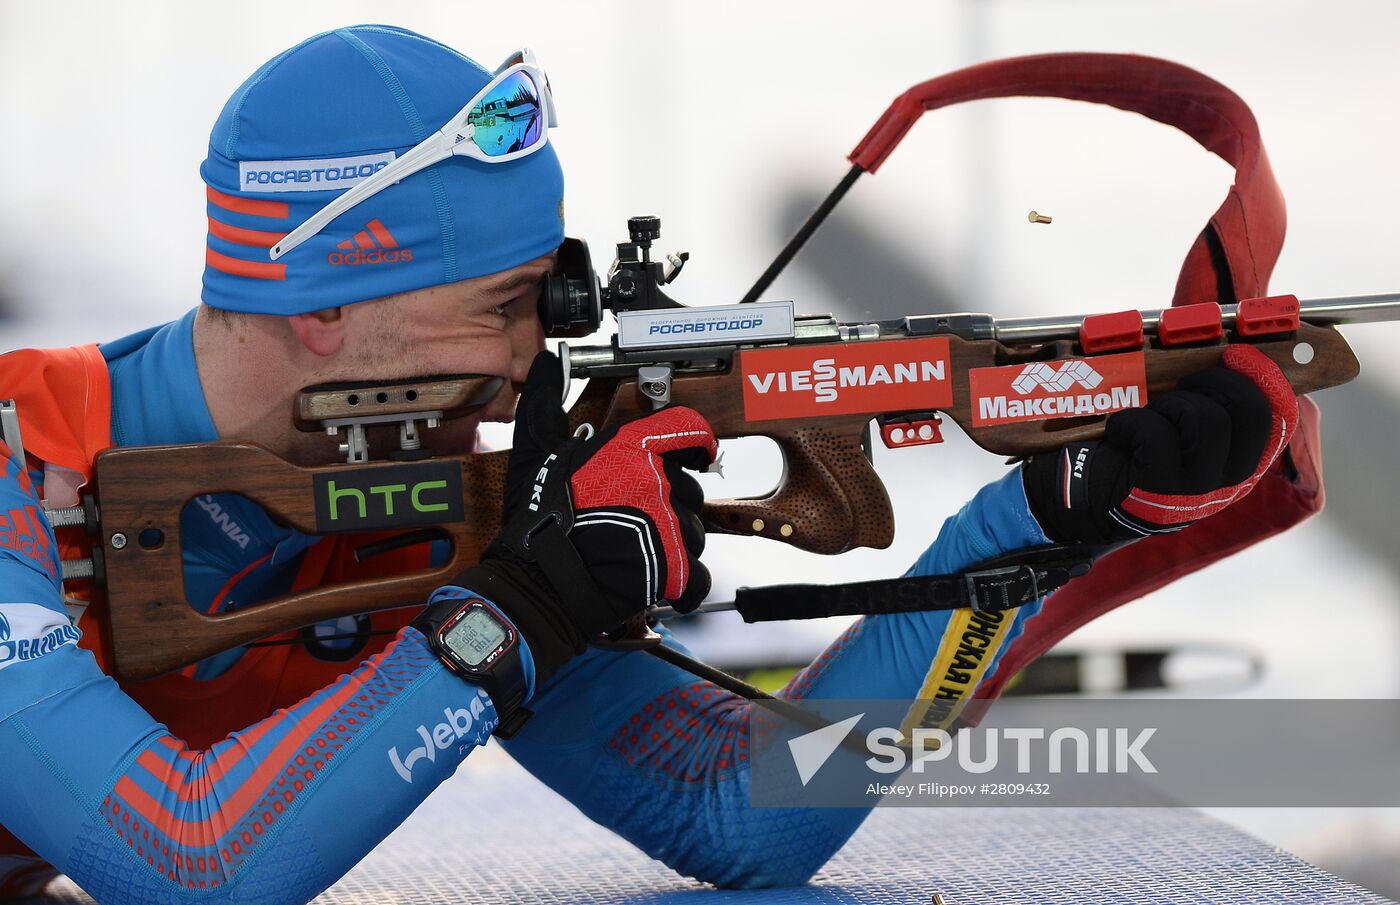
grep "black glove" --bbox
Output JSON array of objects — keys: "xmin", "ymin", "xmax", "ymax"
[
  {"xmin": 1023, "ymin": 345, "xmax": 1296, "ymax": 545},
  {"xmin": 448, "ymin": 351, "xmax": 716, "ymax": 685}
]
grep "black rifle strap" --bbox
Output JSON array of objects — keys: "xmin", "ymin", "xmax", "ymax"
[
  {"xmin": 641, "ymin": 544, "xmax": 1096, "ymax": 717},
  {"xmin": 730, "ymin": 543, "xmax": 1096, "ymax": 623}
]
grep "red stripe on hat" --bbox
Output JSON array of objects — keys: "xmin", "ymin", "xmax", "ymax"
[
  {"xmin": 206, "ymin": 248, "xmax": 286, "ymax": 281},
  {"xmin": 207, "ymin": 217, "xmax": 283, "ymax": 248},
  {"xmin": 365, "ymin": 219, "xmax": 399, "ymax": 248},
  {"xmin": 337, "ymin": 240, "xmax": 354, "ymax": 250},
  {"xmin": 205, "ymin": 186, "xmax": 289, "ymax": 219},
  {"xmin": 353, "ymin": 231, "xmax": 374, "ymax": 251}
]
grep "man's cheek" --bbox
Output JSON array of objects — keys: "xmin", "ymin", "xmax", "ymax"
[{"xmin": 444, "ymin": 333, "xmax": 513, "ymax": 379}]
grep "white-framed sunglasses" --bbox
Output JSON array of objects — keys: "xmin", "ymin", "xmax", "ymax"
[{"xmin": 270, "ymin": 46, "xmax": 557, "ymax": 261}]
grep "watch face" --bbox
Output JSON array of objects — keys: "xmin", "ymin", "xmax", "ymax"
[{"xmin": 442, "ymin": 605, "xmax": 509, "ymax": 669}]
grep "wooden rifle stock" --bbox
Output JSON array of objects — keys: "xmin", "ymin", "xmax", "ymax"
[
  {"xmin": 601, "ymin": 322, "xmax": 1357, "ymax": 552},
  {"xmin": 97, "ymin": 443, "xmax": 507, "ymax": 680},
  {"xmin": 97, "ymin": 323, "xmax": 1358, "ymax": 681}
]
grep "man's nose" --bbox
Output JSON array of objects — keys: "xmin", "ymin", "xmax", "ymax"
[{"xmin": 509, "ymin": 315, "xmax": 547, "ymax": 389}]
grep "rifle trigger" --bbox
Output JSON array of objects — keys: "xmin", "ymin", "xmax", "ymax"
[{"xmin": 594, "ymin": 613, "xmax": 665, "ymax": 650}]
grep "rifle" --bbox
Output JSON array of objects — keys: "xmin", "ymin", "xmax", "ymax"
[
  {"xmin": 55, "ymin": 225, "xmax": 1389, "ymax": 680},
  {"xmin": 40, "ymin": 53, "xmax": 1400, "ymax": 691}
]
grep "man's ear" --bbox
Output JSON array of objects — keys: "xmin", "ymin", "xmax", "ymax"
[{"xmin": 288, "ymin": 307, "xmax": 347, "ymax": 357}]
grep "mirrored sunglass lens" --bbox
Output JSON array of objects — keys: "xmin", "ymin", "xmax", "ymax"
[{"xmin": 467, "ymin": 71, "xmax": 544, "ymax": 157}]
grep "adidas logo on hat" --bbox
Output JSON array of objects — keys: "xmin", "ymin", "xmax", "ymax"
[{"xmin": 327, "ymin": 218, "xmax": 413, "ymax": 266}]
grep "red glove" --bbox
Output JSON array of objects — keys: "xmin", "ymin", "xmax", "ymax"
[
  {"xmin": 569, "ymin": 413, "xmax": 715, "ymax": 606},
  {"xmin": 449, "ymin": 352, "xmax": 716, "ymax": 685}
]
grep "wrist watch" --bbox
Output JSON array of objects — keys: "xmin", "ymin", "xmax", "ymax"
[{"xmin": 414, "ymin": 594, "xmax": 533, "ymax": 738}]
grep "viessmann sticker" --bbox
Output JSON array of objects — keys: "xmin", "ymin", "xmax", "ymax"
[
  {"xmin": 968, "ymin": 352, "xmax": 1147, "ymax": 426},
  {"xmin": 740, "ymin": 337, "xmax": 953, "ymax": 421}
]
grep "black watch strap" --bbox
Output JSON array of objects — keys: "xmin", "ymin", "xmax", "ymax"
[
  {"xmin": 413, "ymin": 595, "xmax": 534, "ymax": 739},
  {"xmin": 476, "ymin": 645, "xmax": 532, "ymax": 739}
]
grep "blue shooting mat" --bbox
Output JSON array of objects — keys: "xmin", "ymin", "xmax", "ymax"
[{"xmin": 30, "ymin": 745, "xmax": 1394, "ymax": 904}]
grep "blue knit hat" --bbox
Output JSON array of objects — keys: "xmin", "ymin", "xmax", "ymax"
[{"xmin": 200, "ymin": 25, "xmax": 565, "ymax": 314}]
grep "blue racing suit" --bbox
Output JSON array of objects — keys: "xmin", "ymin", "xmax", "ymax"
[{"xmin": 0, "ymin": 310, "xmax": 1051, "ymax": 901}]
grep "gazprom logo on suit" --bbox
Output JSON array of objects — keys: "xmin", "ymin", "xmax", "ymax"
[{"xmin": 0, "ymin": 604, "xmax": 81, "ymax": 671}]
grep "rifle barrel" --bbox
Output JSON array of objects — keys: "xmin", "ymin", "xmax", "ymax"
[
  {"xmin": 1293, "ymin": 292, "xmax": 1400, "ymax": 325},
  {"xmin": 992, "ymin": 292, "xmax": 1400, "ymax": 344},
  {"xmin": 563, "ymin": 292, "xmax": 1400, "ymax": 374}
]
